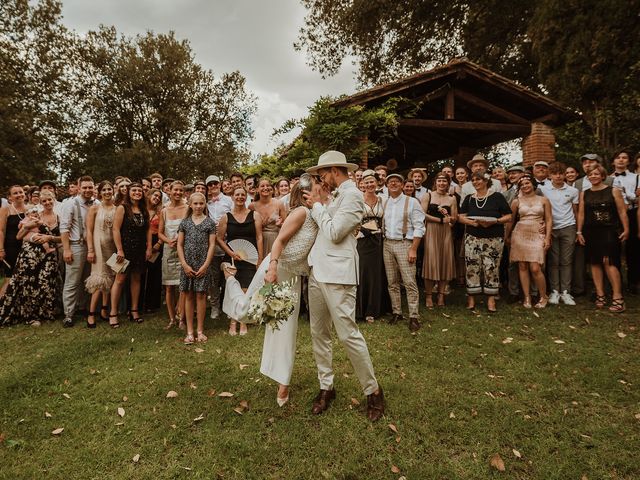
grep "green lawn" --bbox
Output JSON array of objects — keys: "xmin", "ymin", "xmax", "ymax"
[{"xmin": 1, "ymin": 294, "xmax": 639, "ymax": 479}]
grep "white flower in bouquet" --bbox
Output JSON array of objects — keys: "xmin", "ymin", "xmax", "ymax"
[{"xmin": 247, "ymin": 278, "xmax": 298, "ymax": 330}]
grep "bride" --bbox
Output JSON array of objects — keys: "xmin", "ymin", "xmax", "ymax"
[{"xmin": 222, "ymin": 175, "xmax": 318, "ymax": 406}]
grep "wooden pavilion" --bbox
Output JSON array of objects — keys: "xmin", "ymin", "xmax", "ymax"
[{"xmin": 331, "ymin": 58, "xmax": 574, "ymax": 170}]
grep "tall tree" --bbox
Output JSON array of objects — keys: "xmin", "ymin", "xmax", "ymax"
[
  {"xmin": 69, "ymin": 27, "xmax": 256, "ymax": 181},
  {"xmin": 296, "ymin": 0, "xmax": 640, "ymax": 156},
  {"xmin": 0, "ymin": 0, "xmax": 74, "ymax": 187}
]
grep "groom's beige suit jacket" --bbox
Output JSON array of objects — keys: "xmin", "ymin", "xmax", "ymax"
[{"xmin": 308, "ymin": 180, "xmax": 364, "ymax": 285}]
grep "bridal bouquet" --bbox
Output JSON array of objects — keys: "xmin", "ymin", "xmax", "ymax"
[{"xmin": 247, "ymin": 279, "xmax": 298, "ymax": 330}]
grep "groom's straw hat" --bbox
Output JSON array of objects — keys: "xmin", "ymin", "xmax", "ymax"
[{"xmin": 306, "ymin": 150, "xmax": 359, "ymax": 174}]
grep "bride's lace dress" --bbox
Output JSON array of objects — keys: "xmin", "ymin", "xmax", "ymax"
[{"xmin": 222, "ymin": 207, "xmax": 317, "ymax": 385}]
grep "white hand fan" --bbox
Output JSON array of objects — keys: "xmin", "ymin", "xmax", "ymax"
[{"xmin": 228, "ymin": 239, "xmax": 259, "ymax": 265}]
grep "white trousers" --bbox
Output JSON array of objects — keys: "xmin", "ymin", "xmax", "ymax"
[{"xmin": 308, "ymin": 270, "xmax": 378, "ymax": 395}]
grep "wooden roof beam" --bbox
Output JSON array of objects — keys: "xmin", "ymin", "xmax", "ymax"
[
  {"xmin": 454, "ymin": 89, "xmax": 529, "ymax": 125},
  {"xmin": 399, "ymin": 119, "xmax": 530, "ymax": 134}
]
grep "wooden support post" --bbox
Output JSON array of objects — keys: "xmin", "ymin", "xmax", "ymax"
[{"xmin": 445, "ymin": 89, "xmax": 455, "ymax": 120}]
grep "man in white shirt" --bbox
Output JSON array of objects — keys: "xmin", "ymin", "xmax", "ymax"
[
  {"xmin": 206, "ymin": 174, "xmax": 233, "ymax": 318},
  {"xmin": 382, "ymin": 173, "xmax": 426, "ymax": 331},
  {"xmin": 60, "ymin": 176, "xmax": 96, "ymax": 327},
  {"xmin": 459, "ymin": 153, "xmax": 502, "ymax": 205},
  {"xmin": 541, "ymin": 162, "xmax": 579, "ymax": 305},
  {"xmin": 409, "ymin": 168, "xmax": 428, "ymax": 201},
  {"xmin": 610, "ymin": 149, "xmax": 640, "ymax": 292}
]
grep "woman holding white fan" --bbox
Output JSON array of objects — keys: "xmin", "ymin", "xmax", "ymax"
[{"xmin": 216, "ymin": 185, "xmax": 263, "ymax": 336}]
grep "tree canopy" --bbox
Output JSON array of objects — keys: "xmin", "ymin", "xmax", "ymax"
[
  {"xmin": 296, "ymin": 0, "xmax": 640, "ymax": 157},
  {"xmin": 0, "ymin": 0, "xmax": 256, "ymax": 189}
]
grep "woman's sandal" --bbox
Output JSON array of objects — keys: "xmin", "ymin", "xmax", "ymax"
[
  {"xmin": 437, "ymin": 293, "xmax": 446, "ymax": 307},
  {"xmin": 595, "ymin": 295, "xmax": 607, "ymax": 309},
  {"xmin": 609, "ymin": 297, "xmax": 625, "ymax": 313},
  {"xmin": 100, "ymin": 306, "xmax": 109, "ymax": 322},
  {"xmin": 86, "ymin": 312, "xmax": 97, "ymax": 329},
  {"xmin": 534, "ymin": 296, "xmax": 549, "ymax": 309},
  {"xmin": 196, "ymin": 332, "xmax": 208, "ymax": 343},
  {"xmin": 109, "ymin": 314, "xmax": 120, "ymax": 329},
  {"xmin": 164, "ymin": 319, "xmax": 176, "ymax": 330},
  {"xmin": 128, "ymin": 309, "xmax": 143, "ymax": 324},
  {"xmin": 184, "ymin": 334, "xmax": 195, "ymax": 345},
  {"xmin": 425, "ymin": 295, "xmax": 434, "ymax": 309}
]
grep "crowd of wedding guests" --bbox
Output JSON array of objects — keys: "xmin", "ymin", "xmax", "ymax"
[{"xmin": 1, "ymin": 149, "xmax": 638, "ymax": 338}]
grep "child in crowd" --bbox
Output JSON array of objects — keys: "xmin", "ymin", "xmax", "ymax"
[
  {"xmin": 177, "ymin": 193, "xmax": 217, "ymax": 344},
  {"xmin": 19, "ymin": 208, "xmax": 55, "ymax": 254}
]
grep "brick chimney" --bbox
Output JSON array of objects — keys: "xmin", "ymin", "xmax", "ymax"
[{"xmin": 522, "ymin": 122, "xmax": 556, "ymax": 167}]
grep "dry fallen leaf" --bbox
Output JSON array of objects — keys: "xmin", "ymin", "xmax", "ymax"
[
  {"xmin": 617, "ymin": 332, "xmax": 627, "ymax": 339},
  {"xmin": 51, "ymin": 427, "xmax": 64, "ymax": 436},
  {"xmin": 193, "ymin": 414, "xmax": 205, "ymax": 422},
  {"xmin": 634, "ymin": 413, "xmax": 640, "ymax": 420},
  {"xmin": 502, "ymin": 337, "xmax": 513, "ymax": 344},
  {"xmin": 207, "ymin": 389, "xmax": 216, "ymax": 397},
  {"xmin": 179, "ymin": 370, "xmax": 188, "ymax": 375},
  {"xmin": 395, "ymin": 436, "xmax": 401, "ymax": 443},
  {"xmin": 166, "ymin": 391, "xmax": 178, "ymax": 398},
  {"xmin": 512, "ymin": 448, "xmax": 521, "ymax": 459},
  {"xmin": 554, "ymin": 340, "xmax": 566, "ymax": 344},
  {"xmin": 190, "ymin": 382, "xmax": 197, "ymax": 390},
  {"xmin": 62, "ymin": 393, "xmax": 71, "ymax": 399},
  {"xmin": 115, "ymin": 422, "xmax": 124, "ymax": 426},
  {"xmin": 239, "ymin": 364, "xmax": 249, "ymax": 370},
  {"xmin": 532, "ymin": 311, "xmax": 540, "ymax": 318},
  {"xmin": 581, "ymin": 475, "xmax": 588, "ymax": 480},
  {"xmin": 117, "ymin": 407, "xmax": 125, "ymax": 418},
  {"xmin": 194, "ymin": 348, "xmax": 204, "ymax": 353},
  {"xmin": 132, "ymin": 454, "xmax": 140, "ymax": 463},
  {"xmin": 490, "ymin": 453, "xmax": 505, "ymax": 472},
  {"xmin": 218, "ymin": 392, "xmax": 234, "ymax": 398},
  {"xmin": 350, "ymin": 398, "xmax": 360, "ymax": 406},
  {"xmin": 391, "ymin": 465, "xmax": 400, "ymax": 474},
  {"xmin": 123, "ymin": 396, "xmax": 128, "ymax": 402},
  {"xmin": 449, "ymin": 412, "xmax": 456, "ymax": 419},
  {"xmin": 388, "ymin": 423, "xmax": 399, "ymax": 434},
  {"xmin": 44, "ymin": 412, "xmax": 52, "ymax": 418}
]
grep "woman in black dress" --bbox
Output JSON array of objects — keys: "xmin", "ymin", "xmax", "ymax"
[
  {"xmin": 356, "ymin": 170, "xmax": 389, "ymax": 322},
  {"xmin": 217, "ymin": 186, "xmax": 263, "ymax": 336},
  {"xmin": 0, "ymin": 191, "xmax": 61, "ymax": 326},
  {"xmin": 109, "ymin": 182, "xmax": 151, "ymax": 327},
  {"xmin": 576, "ymin": 164, "xmax": 629, "ymax": 312},
  {"xmin": 0, "ymin": 185, "xmax": 27, "ymax": 298}
]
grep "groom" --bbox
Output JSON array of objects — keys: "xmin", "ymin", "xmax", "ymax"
[{"xmin": 306, "ymin": 151, "xmax": 385, "ymax": 421}]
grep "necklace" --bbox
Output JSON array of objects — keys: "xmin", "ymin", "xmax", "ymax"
[
  {"xmin": 474, "ymin": 193, "xmax": 489, "ymax": 209},
  {"xmin": 10, "ymin": 204, "xmax": 26, "ymax": 220}
]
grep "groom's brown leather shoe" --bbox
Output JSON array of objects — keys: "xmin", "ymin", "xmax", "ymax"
[
  {"xmin": 311, "ymin": 388, "xmax": 336, "ymax": 415},
  {"xmin": 367, "ymin": 387, "xmax": 385, "ymax": 422}
]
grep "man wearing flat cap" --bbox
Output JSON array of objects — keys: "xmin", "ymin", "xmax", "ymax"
[{"xmin": 306, "ymin": 150, "xmax": 385, "ymax": 421}]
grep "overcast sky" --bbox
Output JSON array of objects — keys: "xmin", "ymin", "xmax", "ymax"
[{"xmin": 60, "ymin": 0, "xmax": 358, "ymax": 157}]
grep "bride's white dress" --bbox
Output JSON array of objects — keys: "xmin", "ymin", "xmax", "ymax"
[{"xmin": 222, "ymin": 207, "xmax": 318, "ymax": 385}]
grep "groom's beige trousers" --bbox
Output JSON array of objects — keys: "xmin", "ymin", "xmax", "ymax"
[{"xmin": 308, "ymin": 270, "xmax": 379, "ymax": 396}]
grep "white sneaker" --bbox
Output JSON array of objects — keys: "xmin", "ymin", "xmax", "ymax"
[
  {"xmin": 548, "ymin": 291, "xmax": 560, "ymax": 305},
  {"xmin": 560, "ymin": 291, "xmax": 576, "ymax": 305},
  {"xmin": 210, "ymin": 307, "xmax": 219, "ymax": 319}
]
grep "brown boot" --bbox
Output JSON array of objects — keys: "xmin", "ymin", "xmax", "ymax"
[
  {"xmin": 311, "ymin": 388, "xmax": 336, "ymax": 415},
  {"xmin": 408, "ymin": 317, "xmax": 421, "ymax": 332},
  {"xmin": 367, "ymin": 387, "xmax": 385, "ymax": 421}
]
